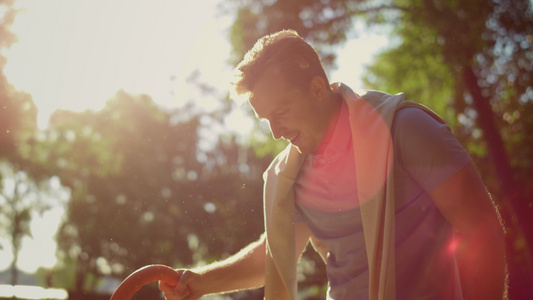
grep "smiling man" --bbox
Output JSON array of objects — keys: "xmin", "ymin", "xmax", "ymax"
[
  {"xmin": 249, "ymin": 66, "xmax": 341, "ymax": 155},
  {"xmin": 159, "ymin": 30, "xmax": 506, "ymax": 300}
]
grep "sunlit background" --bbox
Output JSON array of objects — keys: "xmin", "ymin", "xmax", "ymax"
[
  {"xmin": 3, "ymin": 0, "xmax": 234, "ymax": 130},
  {"xmin": 0, "ymin": 0, "xmax": 389, "ymax": 295}
]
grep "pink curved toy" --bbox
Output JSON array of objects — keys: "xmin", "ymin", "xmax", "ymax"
[{"xmin": 110, "ymin": 264, "xmax": 180, "ymax": 300}]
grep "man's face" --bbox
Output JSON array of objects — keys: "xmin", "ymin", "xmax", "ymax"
[{"xmin": 249, "ymin": 67, "xmax": 331, "ymax": 154}]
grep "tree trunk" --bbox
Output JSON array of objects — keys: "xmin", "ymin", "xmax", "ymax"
[
  {"xmin": 10, "ymin": 215, "xmax": 21, "ymax": 286},
  {"xmin": 463, "ymin": 66, "xmax": 533, "ymax": 299},
  {"xmin": 10, "ymin": 252, "xmax": 18, "ymax": 286}
]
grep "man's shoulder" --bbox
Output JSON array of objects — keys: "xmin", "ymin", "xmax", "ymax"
[
  {"xmin": 361, "ymin": 90, "xmax": 405, "ymax": 102},
  {"xmin": 264, "ymin": 144, "xmax": 302, "ymax": 178}
]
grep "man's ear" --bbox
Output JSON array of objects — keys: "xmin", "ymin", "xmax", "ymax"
[{"xmin": 309, "ymin": 76, "xmax": 326, "ymax": 99}]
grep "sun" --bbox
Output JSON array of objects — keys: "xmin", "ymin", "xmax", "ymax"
[{"xmin": 4, "ymin": 0, "xmax": 232, "ymax": 129}]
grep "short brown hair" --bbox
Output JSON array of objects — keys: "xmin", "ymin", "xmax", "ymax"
[{"xmin": 231, "ymin": 30, "xmax": 330, "ymax": 101}]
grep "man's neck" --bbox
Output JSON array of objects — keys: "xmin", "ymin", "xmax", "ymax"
[{"xmin": 313, "ymin": 91, "xmax": 343, "ymax": 155}]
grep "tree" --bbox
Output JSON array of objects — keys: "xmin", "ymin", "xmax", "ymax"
[
  {"xmin": 0, "ymin": 163, "xmax": 32, "ymax": 286},
  {"xmin": 0, "ymin": 0, "xmax": 37, "ymax": 160},
  {"xmin": 365, "ymin": 1, "xmax": 533, "ymax": 297},
  {"xmin": 32, "ymin": 91, "xmax": 205, "ymax": 291},
  {"xmin": 0, "ymin": 0, "xmax": 50, "ymax": 288},
  {"xmin": 21, "ymin": 89, "xmax": 271, "ymax": 296},
  {"xmin": 0, "ymin": 162, "xmax": 60, "ymax": 285}
]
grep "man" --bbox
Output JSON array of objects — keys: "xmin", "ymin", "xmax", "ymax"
[{"xmin": 159, "ymin": 30, "xmax": 506, "ymax": 299}]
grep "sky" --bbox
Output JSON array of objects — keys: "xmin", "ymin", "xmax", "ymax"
[{"xmin": 0, "ymin": 0, "xmax": 389, "ymax": 275}]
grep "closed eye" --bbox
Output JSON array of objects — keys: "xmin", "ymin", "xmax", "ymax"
[{"xmin": 274, "ymin": 109, "xmax": 288, "ymax": 120}]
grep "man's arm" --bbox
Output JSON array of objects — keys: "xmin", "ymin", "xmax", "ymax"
[
  {"xmin": 430, "ymin": 161, "xmax": 506, "ymax": 299},
  {"xmin": 160, "ymin": 223, "xmax": 312, "ymax": 299},
  {"xmin": 159, "ymin": 235, "xmax": 267, "ymax": 300}
]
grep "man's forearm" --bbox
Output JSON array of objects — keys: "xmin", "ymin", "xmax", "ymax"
[
  {"xmin": 457, "ymin": 222, "xmax": 506, "ymax": 299},
  {"xmin": 193, "ymin": 235, "xmax": 266, "ymax": 296}
]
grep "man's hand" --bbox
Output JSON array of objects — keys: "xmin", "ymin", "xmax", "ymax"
[{"xmin": 159, "ymin": 269, "xmax": 203, "ymax": 300}]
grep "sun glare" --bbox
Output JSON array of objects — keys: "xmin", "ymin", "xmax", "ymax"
[
  {"xmin": 17, "ymin": 208, "xmax": 65, "ymax": 272},
  {"xmin": 1, "ymin": 0, "xmax": 232, "ymax": 276},
  {"xmin": 4, "ymin": 0, "xmax": 232, "ymax": 129}
]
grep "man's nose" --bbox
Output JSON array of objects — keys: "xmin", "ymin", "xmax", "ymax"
[{"xmin": 268, "ymin": 120, "xmax": 283, "ymax": 140}]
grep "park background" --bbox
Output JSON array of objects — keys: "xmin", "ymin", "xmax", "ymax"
[{"xmin": 0, "ymin": 0, "xmax": 531, "ymax": 299}]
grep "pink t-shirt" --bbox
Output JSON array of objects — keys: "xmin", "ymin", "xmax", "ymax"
[
  {"xmin": 289, "ymin": 90, "xmax": 469, "ymax": 299},
  {"xmin": 294, "ymin": 102, "xmax": 359, "ymax": 212}
]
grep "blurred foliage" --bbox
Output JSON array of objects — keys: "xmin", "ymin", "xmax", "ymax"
[
  {"xmin": 0, "ymin": 0, "xmax": 50, "ymax": 287},
  {"xmin": 0, "ymin": 162, "xmax": 50, "ymax": 285},
  {"xmin": 0, "ymin": 0, "xmax": 273, "ymax": 296},
  {"xmin": 0, "ymin": 0, "xmax": 37, "ymax": 161},
  {"xmin": 226, "ymin": 0, "xmax": 359, "ymax": 67},
  {"xmin": 16, "ymin": 90, "xmax": 273, "ymax": 293},
  {"xmin": 226, "ymin": 0, "xmax": 533, "ymax": 298}
]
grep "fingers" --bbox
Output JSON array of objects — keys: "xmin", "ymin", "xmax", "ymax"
[
  {"xmin": 158, "ymin": 270, "xmax": 197, "ymax": 300},
  {"xmin": 158, "ymin": 280, "xmax": 173, "ymax": 294},
  {"xmin": 159, "ymin": 281, "xmax": 188, "ymax": 300}
]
